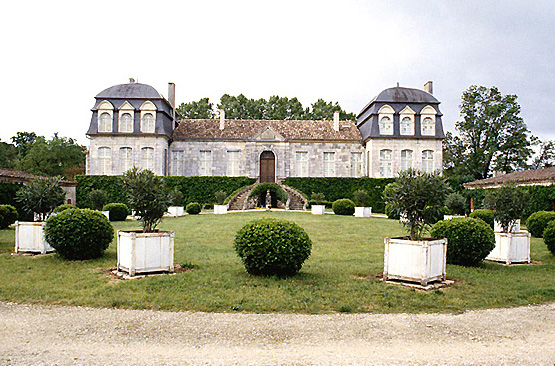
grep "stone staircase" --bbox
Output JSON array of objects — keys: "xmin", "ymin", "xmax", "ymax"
[
  {"xmin": 227, "ymin": 183, "xmax": 307, "ymax": 211},
  {"xmin": 279, "ymin": 183, "xmax": 308, "ymax": 210},
  {"xmin": 227, "ymin": 184, "xmax": 256, "ymax": 211}
]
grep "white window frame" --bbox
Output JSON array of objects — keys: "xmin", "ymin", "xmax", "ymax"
[
  {"xmin": 399, "ymin": 106, "xmax": 415, "ymax": 136},
  {"xmin": 98, "ymin": 147, "xmax": 111, "ymax": 175},
  {"xmin": 119, "ymin": 113, "xmax": 133, "ymax": 133},
  {"xmin": 141, "ymin": 147, "xmax": 155, "ymax": 172},
  {"xmin": 420, "ymin": 105, "xmax": 437, "ymax": 136},
  {"xmin": 422, "ymin": 150, "xmax": 434, "ymax": 173},
  {"xmin": 400, "ymin": 149, "xmax": 413, "ymax": 171},
  {"xmin": 97, "ymin": 100, "xmax": 113, "ymax": 133},
  {"xmin": 378, "ymin": 105, "xmax": 394, "ymax": 135},
  {"xmin": 199, "ymin": 150, "xmax": 212, "ymax": 176},
  {"xmin": 323, "ymin": 152, "xmax": 336, "ymax": 177},
  {"xmin": 350, "ymin": 152, "xmax": 363, "ymax": 177},
  {"xmin": 140, "ymin": 101, "xmax": 157, "ymax": 133},
  {"xmin": 118, "ymin": 101, "xmax": 135, "ymax": 133},
  {"xmin": 171, "ymin": 150, "xmax": 184, "ymax": 176},
  {"xmin": 379, "ymin": 149, "xmax": 393, "ymax": 178},
  {"xmin": 227, "ymin": 150, "xmax": 240, "ymax": 176},
  {"xmin": 295, "ymin": 151, "xmax": 308, "ymax": 177},
  {"xmin": 119, "ymin": 147, "xmax": 133, "ymax": 174}
]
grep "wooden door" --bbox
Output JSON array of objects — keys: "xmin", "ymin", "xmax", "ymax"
[{"xmin": 260, "ymin": 151, "xmax": 275, "ymax": 183}]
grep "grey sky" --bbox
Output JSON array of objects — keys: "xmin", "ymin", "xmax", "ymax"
[{"xmin": 1, "ymin": 0, "xmax": 554, "ymax": 146}]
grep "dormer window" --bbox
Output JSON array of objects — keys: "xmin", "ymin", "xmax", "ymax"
[
  {"xmin": 399, "ymin": 106, "xmax": 415, "ymax": 135},
  {"xmin": 378, "ymin": 105, "xmax": 394, "ymax": 135},
  {"xmin": 422, "ymin": 117, "xmax": 434, "ymax": 135},
  {"xmin": 119, "ymin": 113, "xmax": 133, "ymax": 132},
  {"xmin": 420, "ymin": 105, "xmax": 437, "ymax": 136},
  {"xmin": 140, "ymin": 101, "xmax": 157, "ymax": 133},
  {"xmin": 97, "ymin": 100, "xmax": 113, "ymax": 133}
]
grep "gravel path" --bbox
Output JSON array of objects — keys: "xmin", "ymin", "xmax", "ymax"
[{"xmin": 1, "ymin": 301, "xmax": 554, "ymax": 366}]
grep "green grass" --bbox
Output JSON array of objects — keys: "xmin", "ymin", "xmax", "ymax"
[{"xmin": 1, "ymin": 212, "xmax": 554, "ymax": 314}]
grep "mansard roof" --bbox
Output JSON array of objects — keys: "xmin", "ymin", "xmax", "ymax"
[
  {"xmin": 173, "ymin": 119, "xmax": 362, "ymax": 141},
  {"xmin": 95, "ymin": 83, "xmax": 162, "ymax": 100}
]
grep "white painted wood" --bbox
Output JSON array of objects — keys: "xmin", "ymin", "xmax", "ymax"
[
  {"xmin": 101, "ymin": 211, "xmax": 110, "ymax": 219},
  {"xmin": 311, "ymin": 205, "xmax": 326, "ymax": 215},
  {"xmin": 214, "ymin": 205, "xmax": 228, "ymax": 214},
  {"xmin": 117, "ymin": 230, "xmax": 175, "ymax": 276},
  {"xmin": 443, "ymin": 215, "xmax": 465, "ymax": 220},
  {"xmin": 487, "ymin": 231, "xmax": 530, "ymax": 264},
  {"xmin": 494, "ymin": 219, "xmax": 520, "ymax": 233},
  {"xmin": 354, "ymin": 207, "xmax": 372, "ymax": 217},
  {"xmin": 15, "ymin": 221, "xmax": 54, "ymax": 254},
  {"xmin": 167, "ymin": 206, "xmax": 184, "ymax": 217},
  {"xmin": 383, "ymin": 237, "xmax": 447, "ymax": 286}
]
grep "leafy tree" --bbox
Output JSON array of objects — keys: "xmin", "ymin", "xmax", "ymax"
[
  {"xmin": 531, "ymin": 140, "xmax": 555, "ymax": 169},
  {"xmin": 0, "ymin": 139, "xmax": 17, "ymax": 169},
  {"xmin": 265, "ymin": 95, "xmax": 306, "ymax": 120},
  {"xmin": 16, "ymin": 176, "xmax": 65, "ymax": 221},
  {"xmin": 176, "ymin": 97, "xmax": 215, "ymax": 119},
  {"xmin": 11, "ymin": 132, "xmax": 37, "ymax": 158},
  {"xmin": 308, "ymin": 99, "xmax": 355, "ymax": 121},
  {"xmin": 443, "ymin": 86, "xmax": 535, "ymax": 179},
  {"xmin": 218, "ymin": 94, "xmax": 265, "ymax": 119}
]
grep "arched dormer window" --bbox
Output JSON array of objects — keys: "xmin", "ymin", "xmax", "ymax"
[
  {"xmin": 420, "ymin": 105, "xmax": 437, "ymax": 136},
  {"xmin": 97, "ymin": 100, "xmax": 113, "ymax": 132},
  {"xmin": 399, "ymin": 106, "xmax": 415, "ymax": 135},
  {"xmin": 378, "ymin": 105, "xmax": 394, "ymax": 135},
  {"xmin": 118, "ymin": 101, "xmax": 134, "ymax": 133},
  {"xmin": 140, "ymin": 101, "xmax": 157, "ymax": 133}
]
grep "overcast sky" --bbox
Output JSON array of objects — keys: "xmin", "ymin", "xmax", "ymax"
[{"xmin": 1, "ymin": 0, "xmax": 554, "ymax": 146}]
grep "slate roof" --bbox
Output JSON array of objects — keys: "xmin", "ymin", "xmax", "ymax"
[
  {"xmin": 464, "ymin": 167, "xmax": 555, "ymax": 189},
  {"xmin": 357, "ymin": 87, "xmax": 439, "ymax": 118},
  {"xmin": 0, "ymin": 169, "xmax": 77, "ymax": 186},
  {"xmin": 173, "ymin": 119, "xmax": 362, "ymax": 141},
  {"xmin": 95, "ymin": 83, "xmax": 162, "ymax": 100}
]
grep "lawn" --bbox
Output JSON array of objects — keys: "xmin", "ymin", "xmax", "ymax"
[{"xmin": 1, "ymin": 211, "xmax": 554, "ymax": 314}]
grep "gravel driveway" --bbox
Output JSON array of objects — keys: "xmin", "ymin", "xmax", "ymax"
[{"xmin": 1, "ymin": 301, "xmax": 554, "ymax": 365}]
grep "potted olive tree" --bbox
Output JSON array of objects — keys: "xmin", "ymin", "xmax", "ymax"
[
  {"xmin": 15, "ymin": 176, "xmax": 65, "ymax": 254},
  {"xmin": 214, "ymin": 190, "xmax": 228, "ymax": 214},
  {"xmin": 353, "ymin": 189, "xmax": 372, "ymax": 217},
  {"xmin": 311, "ymin": 193, "xmax": 326, "ymax": 215},
  {"xmin": 486, "ymin": 183, "xmax": 530, "ymax": 264},
  {"xmin": 167, "ymin": 189, "xmax": 185, "ymax": 217},
  {"xmin": 383, "ymin": 169, "xmax": 451, "ymax": 286},
  {"xmin": 89, "ymin": 189, "xmax": 109, "ymax": 219},
  {"xmin": 117, "ymin": 168, "xmax": 174, "ymax": 276}
]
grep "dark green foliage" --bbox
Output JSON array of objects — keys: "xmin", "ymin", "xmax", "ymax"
[
  {"xmin": 352, "ymin": 189, "xmax": 370, "ymax": 207},
  {"xmin": 431, "ymin": 217, "xmax": 495, "ymax": 266},
  {"xmin": 492, "ymin": 183, "xmax": 527, "ymax": 233},
  {"xmin": 102, "ymin": 203, "xmax": 129, "ymax": 221},
  {"xmin": 332, "ymin": 199, "xmax": 355, "ymax": 215},
  {"xmin": 44, "ymin": 209, "xmax": 114, "ymax": 260},
  {"xmin": 469, "ymin": 209, "xmax": 494, "ymax": 228},
  {"xmin": 214, "ymin": 191, "xmax": 227, "ymax": 205},
  {"xmin": 53, "ymin": 204, "xmax": 77, "ymax": 213},
  {"xmin": 445, "ymin": 192, "xmax": 467, "ymax": 215},
  {"xmin": 543, "ymin": 221, "xmax": 555, "ymax": 255},
  {"xmin": 311, "ymin": 192, "xmax": 325, "ymax": 205},
  {"xmin": 249, "ymin": 183, "xmax": 288, "ymax": 207},
  {"xmin": 176, "ymin": 97, "xmax": 215, "ymax": 119},
  {"xmin": 186, "ymin": 202, "xmax": 201, "ymax": 215},
  {"xmin": 89, "ymin": 189, "xmax": 108, "ymax": 211},
  {"xmin": 526, "ymin": 211, "xmax": 555, "ymax": 238},
  {"xmin": 385, "ymin": 203, "xmax": 400, "ymax": 220},
  {"xmin": 0, "ymin": 182, "xmax": 31, "ymax": 220},
  {"xmin": 0, "ymin": 205, "xmax": 18, "ymax": 229},
  {"xmin": 284, "ymin": 177, "xmax": 395, "ymax": 213},
  {"xmin": 171, "ymin": 189, "xmax": 184, "ymax": 206},
  {"xmin": 234, "ymin": 218, "xmax": 312, "ymax": 276},
  {"xmin": 16, "ymin": 176, "xmax": 65, "ymax": 221},
  {"xmin": 307, "ymin": 200, "xmax": 332, "ymax": 209},
  {"xmin": 75, "ymin": 175, "xmax": 128, "ymax": 208}
]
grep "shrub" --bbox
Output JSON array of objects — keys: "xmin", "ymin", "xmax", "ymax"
[
  {"xmin": 385, "ymin": 203, "xmax": 400, "ymax": 220},
  {"xmin": 431, "ymin": 217, "xmax": 495, "ymax": 266},
  {"xmin": 89, "ymin": 189, "xmax": 108, "ymax": 211},
  {"xmin": 102, "ymin": 203, "xmax": 129, "ymax": 221},
  {"xmin": 526, "ymin": 211, "xmax": 555, "ymax": 238},
  {"xmin": 44, "ymin": 209, "xmax": 114, "ymax": 260},
  {"xmin": 469, "ymin": 209, "xmax": 494, "ymax": 229},
  {"xmin": 492, "ymin": 183, "xmax": 528, "ymax": 233},
  {"xmin": 311, "ymin": 192, "xmax": 325, "ymax": 205},
  {"xmin": 215, "ymin": 191, "xmax": 227, "ymax": 205},
  {"xmin": 234, "ymin": 218, "xmax": 312, "ymax": 276},
  {"xmin": 445, "ymin": 192, "xmax": 466, "ymax": 215},
  {"xmin": 249, "ymin": 183, "xmax": 288, "ymax": 208},
  {"xmin": 352, "ymin": 189, "xmax": 370, "ymax": 207},
  {"xmin": 186, "ymin": 202, "xmax": 201, "ymax": 215},
  {"xmin": 0, "ymin": 204, "xmax": 18, "ymax": 229},
  {"xmin": 307, "ymin": 200, "xmax": 332, "ymax": 209},
  {"xmin": 53, "ymin": 204, "xmax": 77, "ymax": 213},
  {"xmin": 543, "ymin": 221, "xmax": 555, "ymax": 255},
  {"xmin": 16, "ymin": 176, "xmax": 65, "ymax": 221},
  {"xmin": 332, "ymin": 199, "xmax": 355, "ymax": 215},
  {"xmin": 171, "ymin": 189, "xmax": 184, "ymax": 206}
]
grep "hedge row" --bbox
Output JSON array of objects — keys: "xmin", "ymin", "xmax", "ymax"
[
  {"xmin": 0, "ymin": 182, "xmax": 33, "ymax": 221},
  {"xmin": 282, "ymin": 177, "xmax": 395, "ymax": 213},
  {"xmin": 75, "ymin": 175, "xmax": 256, "ymax": 208}
]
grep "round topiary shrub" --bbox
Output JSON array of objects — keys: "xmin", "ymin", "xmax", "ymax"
[
  {"xmin": 44, "ymin": 209, "xmax": 114, "ymax": 260},
  {"xmin": 103, "ymin": 203, "xmax": 130, "ymax": 221},
  {"xmin": 186, "ymin": 202, "xmax": 201, "ymax": 215},
  {"xmin": 0, "ymin": 204, "xmax": 18, "ymax": 229},
  {"xmin": 469, "ymin": 209, "xmax": 494, "ymax": 229},
  {"xmin": 543, "ymin": 220, "xmax": 555, "ymax": 256},
  {"xmin": 332, "ymin": 199, "xmax": 355, "ymax": 216},
  {"xmin": 53, "ymin": 204, "xmax": 77, "ymax": 213},
  {"xmin": 431, "ymin": 217, "xmax": 495, "ymax": 266},
  {"xmin": 234, "ymin": 218, "xmax": 312, "ymax": 276},
  {"xmin": 526, "ymin": 211, "xmax": 555, "ymax": 238}
]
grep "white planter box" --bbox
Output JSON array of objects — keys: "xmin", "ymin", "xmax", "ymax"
[
  {"xmin": 117, "ymin": 230, "xmax": 175, "ymax": 276},
  {"xmin": 443, "ymin": 215, "xmax": 465, "ymax": 220},
  {"xmin": 487, "ymin": 231, "xmax": 530, "ymax": 264},
  {"xmin": 494, "ymin": 219, "xmax": 520, "ymax": 233},
  {"xmin": 214, "ymin": 205, "xmax": 228, "ymax": 214},
  {"xmin": 101, "ymin": 211, "xmax": 110, "ymax": 219},
  {"xmin": 354, "ymin": 207, "xmax": 372, "ymax": 217},
  {"xmin": 311, "ymin": 205, "xmax": 326, "ymax": 215},
  {"xmin": 167, "ymin": 206, "xmax": 184, "ymax": 217},
  {"xmin": 15, "ymin": 221, "xmax": 54, "ymax": 254},
  {"xmin": 383, "ymin": 237, "xmax": 447, "ymax": 286}
]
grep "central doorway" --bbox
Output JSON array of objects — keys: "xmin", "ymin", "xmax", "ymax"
[{"xmin": 259, "ymin": 151, "xmax": 276, "ymax": 183}]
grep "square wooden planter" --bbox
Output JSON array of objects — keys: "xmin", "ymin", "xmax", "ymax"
[
  {"xmin": 486, "ymin": 231, "xmax": 530, "ymax": 265},
  {"xmin": 117, "ymin": 230, "xmax": 175, "ymax": 276},
  {"xmin": 383, "ymin": 237, "xmax": 447, "ymax": 286},
  {"xmin": 214, "ymin": 205, "xmax": 228, "ymax": 214},
  {"xmin": 167, "ymin": 206, "xmax": 184, "ymax": 217},
  {"xmin": 311, "ymin": 205, "xmax": 326, "ymax": 215},
  {"xmin": 15, "ymin": 221, "xmax": 54, "ymax": 254},
  {"xmin": 354, "ymin": 207, "xmax": 372, "ymax": 217}
]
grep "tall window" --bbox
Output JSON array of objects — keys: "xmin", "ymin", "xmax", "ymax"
[
  {"xmin": 400, "ymin": 117, "xmax": 414, "ymax": 135},
  {"xmin": 295, "ymin": 152, "xmax": 308, "ymax": 177},
  {"xmin": 141, "ymin": 147, "xmax": 154, "ymax": 171},
  {"xmin": 98, "ymin": 113, "xmax": 112, "ymax": 132},
  {"xmin": 350, "ymin": 152, "xmax": 362, "ymax": 177},
  {"xmin": 379, "ymin": 116, "xmax": 393, "ymax": 135},
  {"xmin": 422, "ymin": 117, "xmax": 435, "ymax": 135},
  {"xmin": 141, "ymin": 113, "xmax": 155, "ymax": 133},
  {"xmin": 379, "ymin": 149, "xmax": 393, "ymax": 178},
  {"xmin": 171, "ymin": 150, "xmax": 184, "ymax": 176},
  {"xmin": 199, "ymin": 150, "xmax": 212, "ymax": 176},
  {"xmin": 119, "ymin": 113, "xmax": 133, "ymax": 132},
  {"xmin": 119, "ymin": 147, "xmax": 133, "ymax": 173},
  {"xmin": 227, "ymin": 151, "xmax": 240, "ymax": 176},
  {"xmin": 422, "ymin": 150, "xmax": 434, "ymax": 172},
  {"xmin": 401, "ymin": 149, "xmax": 413, "ymax": 171},
  {"xmin": 323, "ymin": 152, "xmax": 336, "ymax": 177},
  {"xmin": 98, "ymin": 147, "xmax": 111, "ymax": 175}
]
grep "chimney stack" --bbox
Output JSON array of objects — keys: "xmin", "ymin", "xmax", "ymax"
[
  {"xmin": 333, "ymin": 111, "xmax": 340, "ymax": 132},
  {"xmin": 168, "ymin": 82, "xmax": 175, "ymax": 108},
  {"xmin": 219, "ymin": 109, "xmax": 225, "ymax": 130},
  {"xmin": 424, "ymin": 81, "xmax": 433, "ymax": 94}
]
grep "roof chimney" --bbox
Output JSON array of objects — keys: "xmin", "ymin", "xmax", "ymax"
[
  {"xmin": 129, "ymin": 78, "xmax": 135, "ymax": 83},
  {"xmin": 168, "ymin": 82, "xmax": 175, "ymax": 108},
  {"xmin": 219, "ymin": 109, "xmax": 225, "ymax": 130},
  {"xmin": 333, "ymin": 111, "xmax": 340, "ymax": 132},
  {"xmin": 424, "ymin": 81, "xmax": 433, "ymax": 94}
]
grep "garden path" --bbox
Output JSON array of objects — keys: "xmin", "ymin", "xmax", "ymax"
[{"xmin": 1, "ymin": 301, "xmax": 554, "ymax": 365}]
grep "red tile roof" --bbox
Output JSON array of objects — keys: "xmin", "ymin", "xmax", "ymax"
[
  {"xmin": 0, "ymin": 168, "xmax": 77, "ymax": 186},
  {"xmin": 463, "ymin": 167, "xmax": 555, "ymax": 189}
]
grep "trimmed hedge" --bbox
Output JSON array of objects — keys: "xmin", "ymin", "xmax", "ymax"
[
  {"xmin": 186, "ymin": 202, "xmax": 201, "ymax": 215},
  {"xmin": 469, "ymin": 209, "xmax": 494, "ymax": 229},
  {"xmin": 103, "ymin": 203, "xmax": 129, "ymax": 221},
  {"xmin": 283, "ymin": 177, "xmax": 395, "ymax": 213},
  {"xmin": 0, "ymin": 204, "xmax": 18, "ymax": 229},
  {"xmin": 0, "ymin": 182, "xmax": 31, "ymax": 221},
  {"xmin": 525, "ymin": 211, "xmax": 555, "ymax": 238},
  {"xmin": 53, "ymin": 204, "xmax": 77, "ymax": 213},
  {"xmin": 332, "ymin": 199, "xmax": 355, "ymax": 215},
  {"xmin": 543, "ymin": 221, "xmax": 555, "ymax": 255},
  {"xmin": 75, "ymin": 175, "xmax": 128, "ymax": 208}
]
